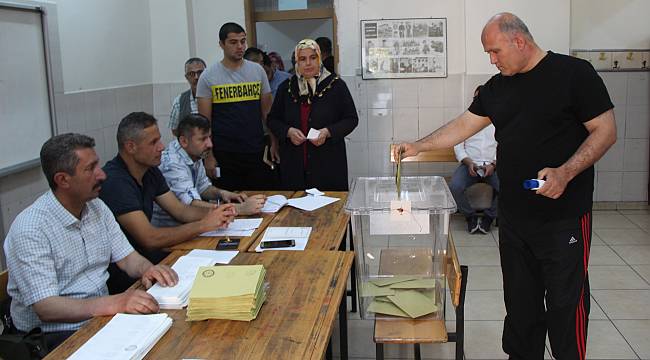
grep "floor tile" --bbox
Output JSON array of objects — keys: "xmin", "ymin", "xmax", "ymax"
[
  {"xmin": 624, "ymin": 214, "xmax": 650, "ymax": 230},
  {"xmin": 593, "ymin": 212, "xmax": 638, "ymax": 229},
  {"xmin": 463, "ymin": 321, "xmax": 508, "ymax": 359},
  {"xmin": 592, "ymin": 290, "xmax": 650, "ymax": 319},
  {"xmin": 591, "ymin": 233, "xmax": 606, "ymax": 246},
  {"xmin": 464, "ymin": 290, "xmax": 506, "ymax": 320},
  {"xmin": 455, "ymin": 247, "xmax": 501, "ymax": 266},
  {"xmin": 611, "ymin": 245, "xmax": 650, "ymax": 265},
  {"xmin": 451, "ymin": 229, "xmax": 497, "ymax": 247},
  {"xmin": 595, "ymin": 229, "xmax": 650, "ymax": 245},
  {"xmin": 589, "ymin": 265, "xmax": 650, "ymax": 289},
  {"xmin": 466, "ymin": 266, "xmax": 503, "ymax": 290},
  {"xmin": 585, "ymin": 320, "xmax": 638, "ymax": 359},
  {"xmin": 590, "ymin": 246, "xmax": 626, "ymax": 265},
  {"xmin": 589, "ymin": 296, "xmax": 608, "ymax": 320},
  {"xmin": 613, "ymin": 319, "xmax": 650, "ymax": 359},
  {"xmin": 632, "ymin": 265, "xmax": 650, "ymax": 285}
]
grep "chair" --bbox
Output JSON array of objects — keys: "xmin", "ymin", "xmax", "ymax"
[
  {"xmin": 389, "ymin": 144, "xmax": 494, "ymax": 214},
  {"xmin": 373, "ymin": 234, "xmax": 468, "ymax": 360}
]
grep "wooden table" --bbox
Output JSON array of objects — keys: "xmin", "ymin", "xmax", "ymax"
[
  {"xmin": 168, "ymin": 191, "xmax": 295, "ymax": 252},
  {"xmin": 247, "ymin": 191, "xmax": 350, "ymax": 252},
  {"xmin": 46, "ymin": 250, "xmax": 353, "ymax": 360}
]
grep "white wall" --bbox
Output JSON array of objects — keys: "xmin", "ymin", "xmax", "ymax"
[
  {"xmin": 149, "ymin": 0, "xmax": 190, "ymax": 84},
  {"xmin": 256, "ymin": 18, "xmax": 333, "ymax": 70},
  {"xmin": 191, "ymin": 0, "xmax": 246, "ymax": 65},
  {"xmin": 571, "ymin": 0, "xmax": 650, "ymax": 50},
  {"xmin": 465, "ymin": 0, "xmax": 570, "ymax": 74},
  {"xmin": 56, "ymin": 0, "xmax": 152, "ymax": 92}
]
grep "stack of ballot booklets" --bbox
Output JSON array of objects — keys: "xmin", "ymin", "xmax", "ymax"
[
  {"xmin": 363, "ymin": 276, "xmax": 439, "ymax": 318},
  {"xmin": 186, "ymin": 264, "xmax": 267, "ymax": 321},
  {"xmin": 68, "ymin": 313, "xmax": 172, "ymax": 360},
  {"xmin": 147, "ymin": 249, "xmax": 238, "ymax": 309}
]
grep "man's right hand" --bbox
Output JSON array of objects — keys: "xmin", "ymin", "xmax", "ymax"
[
  {"xmin": 393, "ymin": 142, "xmax": 420, "ymax": 161},
  {"xmin": 114, "ymin": 289, "xmax": 159, "ymax": 314},
  {"xmin": 462, "ymin": 158, "xmax": 479, "ymax": 177},
  {"xmin": 201, "ymin": 203, "xmax": 236, "ymax": 231},
  {"xmin": 236, "ymin": 194, "xmax": 266, "ymax": 215},
  {"xmin": 287, "ymin": 127, "xmax": 306, "ymax": 146}
]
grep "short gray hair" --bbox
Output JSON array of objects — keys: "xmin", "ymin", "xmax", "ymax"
[
  {"xmin": 493, "ymin": 13, "xmax": 534, "ymax": 41},
  {"xmin": 117, "ymin": 112, "xmax": 158, "ymax": 150},
  {"xmin": 40, "ymin": 133, "xmax": 95, "ymax": 190}
]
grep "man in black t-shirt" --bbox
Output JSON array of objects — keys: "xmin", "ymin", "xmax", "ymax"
[
  {"xmin": 100, "ymin": 112, "xmax": 236, "ymax": 293},
  {"xmin": 395, "ymin": 13, "xmax": 616, "ymax": 360}
]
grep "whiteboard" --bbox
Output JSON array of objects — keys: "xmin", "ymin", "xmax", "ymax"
[{"xmin": 0, "ymin": 5, "xmax": 54, "ymax": 176}]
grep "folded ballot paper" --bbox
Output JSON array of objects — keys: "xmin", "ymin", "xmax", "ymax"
[
  {"xmin": 147, "ymin": 250, "xmax": 238, "ymax": 309},
  {"xmin": 68, "ymin": 313, "xmax": 172, "ymax": 360},
  {"xmin": 200, "ymin": 218, "xmax": 263, "ymax": 237},
  {"xmin": 186, "ymin": 265, "xmax": 267, "ymax": 322},
  {"xmin": 261, "ymin": 189, "xmax": 339, "ymax": 213},
  {"xmin": 364, "ymin": 276, "xmax": 439, "ymax": 319}
]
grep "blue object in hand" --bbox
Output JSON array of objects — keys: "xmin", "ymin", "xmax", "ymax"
[{"xmin": 523, "ymin": 179, "xmax": 545, "ymax": 190}]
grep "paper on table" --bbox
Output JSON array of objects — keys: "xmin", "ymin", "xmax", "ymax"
[
  {"xmin": 260, "ymin": 195, "xmax": 288, "ymax": 213},
  {"xmin": 368, "ymin": 299, "xmax": 409, "ymax": 317},
  {"xmin": 187, "ymin": 249, "xmax": 238, "ymax": 264},
  {"xmin": 387, "ymin": 289, "xmax": 439, "ymax": 318},
  {"xmin": 255, "ymin": 227, "xmax": 312, "ymax": 252},
  {"xmin": 68, "ymin": 313, "xmax": 172, "ymax": 360},
  {"xmin": 200, "ymin": 218, "xmax": 263, "ymax": 237},
  {"xmin": 305, "ymin": 188, "xmax": 325, "ymax": 196},
  {"xmin": 287, "ymin": 195, "xmax": 339, "ymax": 211},
  {"xmin": 306, "ymin": 128, "xmax": 320, "ymax": 140},
  {"xmin": 361, "ymin": 282, "xmax": 396, "ymax": 297}
]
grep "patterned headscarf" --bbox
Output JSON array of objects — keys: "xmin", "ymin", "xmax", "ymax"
[{"xmin": 294, "ymin": 39, "xmax": 331, "ymax": 98}]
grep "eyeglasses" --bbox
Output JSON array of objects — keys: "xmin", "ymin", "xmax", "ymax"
[{"xmin": 185, "ymin": 70, "xmax": 204, "ymax": 78}]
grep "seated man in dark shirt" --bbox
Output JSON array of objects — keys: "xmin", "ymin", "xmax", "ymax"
[{"xmin": 100, "ymin": 112, "xmax": 236, "ymax": 293}]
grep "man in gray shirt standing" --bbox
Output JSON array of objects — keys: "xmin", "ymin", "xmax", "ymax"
[
  {"xmin": 197, "ymin": 22, "xmax": 278, "ymax": 190},
  {"xmin": 168, "ymin": 57, "xmax": 206, "ymax": 137}
]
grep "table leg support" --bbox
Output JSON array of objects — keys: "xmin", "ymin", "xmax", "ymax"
[
  {"xmin": 338, "ymin": 288, "xmax": 348, "ymax": 360},
  {"xmin": 375, "ymin": 343, "xmax": 384, "ymax": 360},
  {"xmin": 414, "ymin": 343, "xmax": 421, "ymax": 360}
]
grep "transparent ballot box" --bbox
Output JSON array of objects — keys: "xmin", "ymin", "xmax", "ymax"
[{"xmin": 345, "ymin": 176, "xmax": 456, "ymax": 320}]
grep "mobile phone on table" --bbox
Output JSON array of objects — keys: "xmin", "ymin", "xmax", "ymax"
[
  {"xmin": 260, "ymin": 239, "xmax": 296, "ymax": 249},
  {"xmin": 216, "ymin": 238, "xmax": 240, "ymax": 250}
]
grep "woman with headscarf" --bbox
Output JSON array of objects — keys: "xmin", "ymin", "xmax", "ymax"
[{"xmin": 267, "ymin": 39, "xmax": 358, "ymax": 191}]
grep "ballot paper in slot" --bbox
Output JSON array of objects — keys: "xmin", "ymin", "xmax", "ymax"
[
  {"xmin": 187, "ymin": 265, "xmax": 267, "ymax": 321},
  {"xmin": 255, "ymin": 226, "xmax": 312, "ymax": 252},
  {"xmin": 200, "ymin": 218, "xmax": 263, "ymax": 237},
  {"xmin": 67, "ymin": 313, "xmax": 172, "ymax": 360},
  {"xmin": 147, "ymin": 250, "xmax": 238, "ymax": 309},
  {"xmin": 260, "ymin": 194, "xmax": 339, "ymax": 213}
]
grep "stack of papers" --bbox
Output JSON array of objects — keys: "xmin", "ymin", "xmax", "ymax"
[
  {"xmin": 186, "ymin": 265, "xmax": 267, "ymax": 321},
  {"xmin": 255, "ymin": 227, "xmax": 312, "ymax": 252},
  {"xmin": 68, "ymin": 313, "xmax": 172, "ymax": 360},
  {"xmin": 261, "ymin": 194, "xmax": 339, "ymax": 213},
  {"xmin": 147, "ymin": 250, "xmax": 238, "ymax": 309},
  {"xmin": 200, "ymin": 218, "xmax": 263, "ymax": 237},
  {"xmin": 363, "ymin": 276, "xmax": 439, "ymax": 318}
]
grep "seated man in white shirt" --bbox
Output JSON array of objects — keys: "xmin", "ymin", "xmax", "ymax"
[
  {"xmin": 451, "ymin": 105, "xmax": 499, "ymax": 234},
  {"xmin": 168, "ymin": 57, "xmax": 206, "ymax": 137},
  {"xmin": 3, "ymin": 134, "xmax": 178, "ymax": 352},
  {"xmin": 152, "ymin": 114, "xmax": 266, "ymax": 227}
]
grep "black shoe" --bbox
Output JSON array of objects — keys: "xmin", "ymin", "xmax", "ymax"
[
  {"xmin": 478, "ymin": 216, "xmax": 493, "ymax": 234},
  {"xmin": 467, "ymin": 216, "xmax": 480, "ymax": 234}
]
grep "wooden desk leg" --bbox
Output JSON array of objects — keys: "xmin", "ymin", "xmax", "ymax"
[
  {"xmin": 414, "ymin": 343, "xmax": 422, "ymax": 360},
  {"xmin": 346, "ymin": 220, "xmax": 358, "ymax": 313},
  {"xmin": 339, "ymin": 288, "xmax": 348, "ymax": 360},
  {"xmin": 375, "ymin": 343, "xmax": 384, "ymax": 360},
  {"xmin": 326, "ymin": 339, "xmax": 332, "ymax": 360}
]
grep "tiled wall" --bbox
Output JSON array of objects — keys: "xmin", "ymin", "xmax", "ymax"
[
  {"xmin": 153, "ymin": 82, "xmax": 191, "ymax": 146},
  {"xmin": 0, "ymin": 84, "xmax": 154, "ymax": 269}
]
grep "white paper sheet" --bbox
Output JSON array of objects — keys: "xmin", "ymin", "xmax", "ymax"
[
  {"xmin": 200, "ymin": 218, "xmax": 263, "ymax": 237},
  {"xmin": 260, "ymin": 194, "xmax": 288, "ymax": 213},
  {"xmin": 287, "ymin": 195, "xmax": 339, "ymax": 211},
  {"xmin": 305, "ymin": 188, "xmax": 325, "ymax": 196},
  {"xmin": 306, "ymin": 128, "xmax": 320, "ymax": 140},
  {"xmin": 255, "ymin": 227, "xmax": 312, "ymax": 252}
]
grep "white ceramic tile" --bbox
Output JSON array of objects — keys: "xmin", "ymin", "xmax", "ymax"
[
  {"xmin": 627, "ymin": 72, "xmax": 649, "ymax": 106},
  {"xmin": 98, "ymin": 88, "xmax": 118, "ymax": 128},
  {"xmin": 418, "ymin": 107, "xmax": 445, "ymax": 138},
  {"xmin": 392, "ymin": 108, "xmax": 419, "ymax": 141},
  {"xmin": 115, "ymin": 86, "xmax": 142, "ymax": 118},
  {"xmin": 85, "ymin": 128, "xmax": 105, "ymax": 164},
  {"xmin": 368, "ymin": 142, "xmax": 392, "ymax": 176},
  {"xmin": 346, "ymin": 141, "xmax": 369, "ymax": 176},
  {"xmin": 392, "ymin": 79, "xmax": 419, "ymax": 108},
  {"xmin": 632, "ymin": 265, "xmax": 650, "ymax": 285},
  {"xmin": 350, "ymin": 77, "xmax": 368, "ymax": 111},
  {"xmin": 444, "ymin": 107, "xmax": 463, "ymax": 124},
  {"xmin": 589, "ymin": 265, "xmax": 649, "ymax": 289},
  {"xmin": 101, "ymin": 125, "xmax": 118, "ymax": 162},
  {"xmin": 140, "ymin": 84, "xmax": 154, "ymax": 114},
  {"xmin": 592, "ymin": 289, "xmax": 650, "ymax": 319},
  {"xmin": 625, "ymin": 105, "xmax": 650, "ymax": 139},
  {"xmin": 366, "ymin": 80, "xmax": 393, "ymax": 109},
  {"xmin": 584, "ymin": 319, "xmax": 638, "ymax": 359},
  {"xmin": 590, "ymin": 296, "xmax": 608, "ymax": 320},
  {"xmin": 591, "ymin": 232, "xmax": 606, "ymax": 246},
  {"xmin": 595, "ymin": 229, "xmax": 650, "ymax": 246},
  {"xmin": 601, "ymin": 72, "xmax": 628, "ymax": 106},
  {"xmin": 613, "ymin": 319, "xmax": 650, "ymax": 359},
  {"xmin": 613, "ymin": 106, "xmax": 626, "ymax": 139},
  {"xmin": 53, "ymin": 92, "xmax": 69, "ymax": 133},
  {"xmin": 596, "ymin": 141, "xmax": 624, "ymax": 171},
  {"xmin": 451, "ymin": 228, "xmax": 497, "ymax": 247},
  {"xmin": 65, "ymin": 92, "xmax": 87, "ymax": 133},
  {"xmin": 596, "ymin": 171, "xmax": 622, "ymax": 202},
  {"xmin": 464, "ymin": 74, "xmax": 493, "ymax": 107},
  {"xmin": 465, "ymin": 266, "xmax": 503, "ymax": 291},
  {"xmin": 417, "ymin": 78, "xmax": 444, "ymax": 108},
  {"xmin": 463, "ymin": 320, "xmax": 508, "ymax": 359},
  {"xmin": 611, "ymin": 245, "xmax": 650, "ymax": 265},
  {"xmin": 347, "ymin": 108, "xmax": 367, "ymax": 142},
  {"xmin": 84, "ymin": 90, "xmax": 103, "ymax": 131},
  {"xmin": 623, "ymin": 139, "xmax": 648, "ymax": 172},
  {"xmin": 589, "ymin": 246, "xmax": 625, "ymax": 265},
  {"xmin": 455, "ymin": 246, "xmax": 501, "ymax": 266},
  {"xmin": 624, "ymin": 214, "xmax": 650, "ymax": 231},
  {"xmin": 367, "ymin": 109, "xmax": 393, "ymax": 141},
  {"xmin": 418, "ymin": 162, "xmax": 447, "ymax": 176},
  {"xmin": 153, "ymin": 83, "xmax": 172, "ymax": 116},
  {"xmin": 443, "ymin": 74, "xmax": 463, "ymax": 108},
  {"xmin": 464, "ymin": 290, "xmax": 506, "ymax": 320},
  {"xmin": 0, "ymin": 168, "xmax": 41, "ymax": 205},
  {"xmin": 593, "ymin": 212, "xmax": 638, "ymax": 229},
  {"xmin": 621, "ymin": 172, "xmax": 648, "ymax": 202}
]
